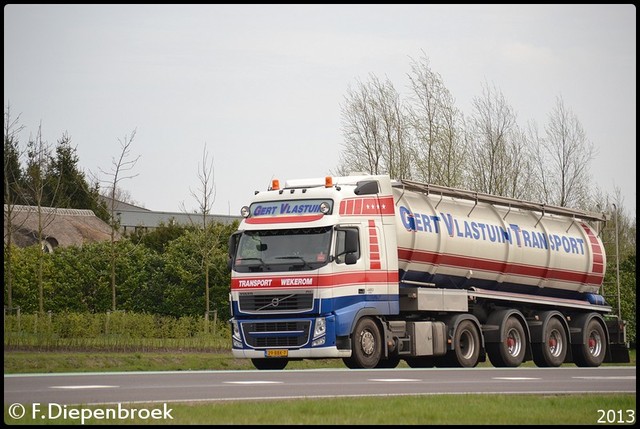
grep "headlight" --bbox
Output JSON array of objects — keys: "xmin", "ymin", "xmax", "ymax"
[
  {"xmin": 319, "ymin": 202, "xmax": 331, "ymax": 214},
  {"xmin": 240, "ymin": 206, "xmax": 250, "ymax": 218},
  {"xmin": 313, "ymin": 317, "xmax": 326, "ymax": 338},
  {"xmin": 231, "ymin": 320, "xmax": 240, "ymax": 339}
]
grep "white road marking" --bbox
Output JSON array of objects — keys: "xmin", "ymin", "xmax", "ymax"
[
  {"xmin": 224, "ymin": 381, "xmax": 283, "ymax": 384},
  {"xmin": 50, "ymin": 385, "xmax": 119, "ymax": 389},
  {"xmin": 572, "ymin": 376, "xmax": 635, "ymax": 380},
  {"xmin": 368, "ymin": 378, "xmax": 422, "ymax": 382},
  {"xmin": 492, "ymin": 377, "xmax": 540, "ymax": 380}
]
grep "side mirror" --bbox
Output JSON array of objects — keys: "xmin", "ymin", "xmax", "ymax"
[
  {"xmin": 335, "ymin": 227, "xmax": 359, "ymax": 265},
  {"xmin": 344, "ymin": 229, "xmax": 358, "ymax": 254}
]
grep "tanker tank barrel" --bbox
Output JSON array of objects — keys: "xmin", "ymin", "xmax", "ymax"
[{"xmin": 396, "ymin": 179, "xmax": 608, "ymax": 223}]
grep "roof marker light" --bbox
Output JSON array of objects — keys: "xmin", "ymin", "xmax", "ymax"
[
  {"xmin": 271, "ymin": 179, "xmax": 280, "ymax": 191},
  {"xmin": 325, "ymin": 176, "xmax": 333, "ymax": 188}
]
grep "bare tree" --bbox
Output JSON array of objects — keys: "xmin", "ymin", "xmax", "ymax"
[
  {"xmin": 98, "ymin": 184, "xmax": 142, "ymax": 207},
  {"xmin": 335, "ymin": 77, "xmax": 383, "ymax": 175},
  {"xmin": 99, "ymin": 129, "xmax": 140, "ymax": 311},
  {"xmin": 466, "ymin": 81, "xmax": 532, "ymax": 198},
  {"xmin": 22, "ymin": 122, "xmax": 62, "ymax": 313},
  {"xmin": 533, "ymin": 95, "xmax": 596, "ymax": 208},
  {"xmin": 407, "ymin": 53, "xmax": 467, "ymax": 187},
  {"xmin": 593, "ymin": 185, "xmax": 636, "ymax": 259},
  {"xmin": 3, "ymin": 103, "xmax": 26, "ymax": 311},
  {"xmin": 180, "ymin": 143, "xmax": 226, "ymax": 329},
  {"xmin": 335, "ymin": 74, "xmax": 412, "ymax": 179}
]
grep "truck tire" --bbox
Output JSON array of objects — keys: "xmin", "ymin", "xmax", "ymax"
[
  {"xmin": 532, "ymin": 317, "xmax": 567, "ymax": 367},
  {"xmin": 251, "ymin": 358, "xmax": 288, "ymax": 370},
  {"xmin": 404, "ymin": 357, "xmax": 435, "ymax": 368},
  {"xmin": 488, "ymin": 316, "xmax": 526, "ymax": 367},
  {"xmin": 441, "ymin": 319, "xmax": 481, "ymax": 368},
  {"xmin": 375, "ymin": 355, "xmax": 401, "ymax": 368},
  {"xmin": 343, "ymin": 317, "xmax": 382, "ymax": 369},
  {"xmin": 572, "ymin": 318, "xmax": 606, "ymax": 367}
]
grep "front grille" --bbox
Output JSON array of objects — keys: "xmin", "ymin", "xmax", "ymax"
[
  {"xmin": 239, "ymin": 292, "xmax": 314, "ymax": 313},
  {"xmin": 242, "ymin": 320, "xmax": 311, "ymax": 348}
]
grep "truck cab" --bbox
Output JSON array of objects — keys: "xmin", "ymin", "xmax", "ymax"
[{"xmin": 228, "ymin": 175, "xmax": 399, "ymax": 370}]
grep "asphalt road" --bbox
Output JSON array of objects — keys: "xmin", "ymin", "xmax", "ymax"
[{"xmin": 4, "ymin": 366, "xmax": 635, "ymax": 407}]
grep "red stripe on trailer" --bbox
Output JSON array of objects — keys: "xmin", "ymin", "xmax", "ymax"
[
  {"xmin": 580, "ymin": 223, "xmax": 605, "ymax": 275},
  {"xmin": 397, "ymin": 247, "xmax": 603, "ymax": 287}
]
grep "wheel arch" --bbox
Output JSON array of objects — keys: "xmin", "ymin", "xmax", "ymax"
[
  {"xmin": 483, "ymin": 309, "xmax": 530, "ymax": 343},
  {"xmin": 569, "ymin": 312, "xmax": 609, "ymax": 344},
  {"xmin": 346, "ymin": 307, "xmax": 383, "ymax": 336},
  {"xmin": 569, "ymin": 312, "xmax": 611, "ymax": 362},
  {"xmin": 441, "ymin": 313, "xmax": 485, "ymax": 352},
  {"xmin": 528, "ymin": 310, "xmax": 571, "ymax": 346},
  {"xmin": 483, "ymin": 309, "xmax": 532, "ymax": 361}
]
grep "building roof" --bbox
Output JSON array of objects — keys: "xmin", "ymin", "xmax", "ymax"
[
  {"xmin": 4, "ymin": 204, "xmax": 117, "ymax": 250},
  {"xmin": 99, "ymin": 195, "xmax": 241, "ymax": 232}
]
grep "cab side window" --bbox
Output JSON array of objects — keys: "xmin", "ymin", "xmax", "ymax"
[{"xmin": 335, "ymin": 227, "xmax": 360, "ymax": 265}]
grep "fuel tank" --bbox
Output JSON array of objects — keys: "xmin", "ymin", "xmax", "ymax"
[{"xmin": 393, "ymin": 185, "xmax": 606, "ymax": 296}]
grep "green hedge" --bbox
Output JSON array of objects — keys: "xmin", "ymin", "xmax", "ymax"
[
  {"xmin": 4, "ymin": 311, "xmax": 231, "ymax": 352},
  {"xmin": 3, "ymin": 221, "xmax": 237, "ymax": 318}
]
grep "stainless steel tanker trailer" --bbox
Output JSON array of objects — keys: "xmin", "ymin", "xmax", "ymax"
[{"xmin": 227, "ymin": 174, "xmax": 630, "ymax": 370}]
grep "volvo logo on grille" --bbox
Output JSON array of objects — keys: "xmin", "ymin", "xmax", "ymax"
[{"xmin": 254, "ymin": 293, "xmax": 297, "ymax": 312}]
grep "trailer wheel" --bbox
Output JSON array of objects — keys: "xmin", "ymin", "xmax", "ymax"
[
  {"xmin": 343, "ymin": 317, "xmax": 382, "ymax": 369},
  {"xmin": 488, "ymin": 316, "xmax": 526, "ymax": 367},
  {"xmin": 573, "ymin": 318, "xmax": 606, "ymax": 367},
  {"xmin": 251, "ymin": 358, "xmax": 288, "ymax": 370},
  {"xmin": 532, "ymin": 317, "xmax": 567, "ymax": 367},
  {"xmin": 404, "ymin": 357, "xmax": 435, "ymax": 368},
  {"xmin": 442, "ymin": 319, "xmax": 481, "ymax": 368}
]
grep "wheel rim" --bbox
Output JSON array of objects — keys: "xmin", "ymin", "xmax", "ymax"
[
  {"xmin": 548, "ymin": 329, "xmax": 564, "ymax": 357},
  {"xmin": 459, "ymin": 330, "xmax": 475, "ymax": 359},
  {"xmin": 588, "ymin": 330, "xmax": 603, "ymax": 357},
  {"xmin": 506, "ymin": 328, "xmax": 522, "ymax": 357},
  {"xmin": 360, "ymin": 330, "xmax": 375, "ymax": 356}
]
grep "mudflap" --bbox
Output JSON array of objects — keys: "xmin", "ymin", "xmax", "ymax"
[
  {"xmin": 604, "ymin": 318, "xmax": 630, "ymax": 363},
  {"xmin": 606, "ymin": 343, "xmax": 630, "ymax": 363}
]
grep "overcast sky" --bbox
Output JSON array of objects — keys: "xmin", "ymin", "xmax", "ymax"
[{"xmin": 4, "ymin": 4, "xmax": 636, "ymax": 218}]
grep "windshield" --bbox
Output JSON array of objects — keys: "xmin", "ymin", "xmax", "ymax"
[{"xmin": 233, "ymin": 226, "xmax": 332, "ymax": 272}]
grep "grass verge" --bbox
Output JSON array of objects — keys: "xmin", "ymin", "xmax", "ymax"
[
  {"xmin": 4, "ymin": 394, "xmax": 636, "ymax": 425},
  {"xmin": 4, "ymin": 348, "xmax": 635, "ymax": 373}
]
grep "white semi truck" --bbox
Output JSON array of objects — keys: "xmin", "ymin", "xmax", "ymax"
[{"xmin": 227, "ymin": 174, "xmax": 629, "ymax": 369}]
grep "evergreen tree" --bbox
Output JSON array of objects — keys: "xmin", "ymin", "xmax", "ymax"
[{"xmin": 48, "ymin": 132, "xmax": 110, "ymax": 222}]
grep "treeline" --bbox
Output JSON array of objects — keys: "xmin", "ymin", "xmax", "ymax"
[
  {"xmin": 4, "ymin": 221, "xmax": 238, "ymax": 320},
  {"xmin": 4, "ymin": 106, "xmax": 110, "ymax": 222},
  {"xmin": 336, "ymin": 52, "xmax": 633, "ymax": 214},
  {"xmin": 335, "ymin": 52, "xmax": 636, "ymax": 345}
]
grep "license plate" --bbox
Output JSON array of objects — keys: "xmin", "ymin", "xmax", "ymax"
[{"xmin": 265, "ymin": 349, "xmax": 288, "ymax": 358}]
